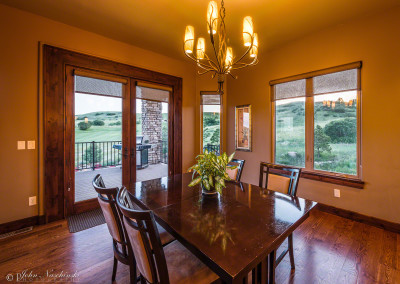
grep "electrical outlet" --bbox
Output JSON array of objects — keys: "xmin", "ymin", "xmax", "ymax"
[
  {"xmin": 29, "ymin": 196, "xmax": 37, "ymax": 206},
  {"xmin": 334, "ymin": 189, "xmax": 341, "ymax": 198},
  {"xmin": 27, "ymin": 140, "xmax": 35, "ymax": 150},
  {"xmin": 17, "ymin": 141, "xmax": 25, "ymax": 150}
]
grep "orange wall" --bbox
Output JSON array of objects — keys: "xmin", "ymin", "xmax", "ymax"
[
  {"xmin": 226, "ymin": 8, "xmax": 400, "ymax": 223},
  {"xmin": 0, "ymin": 4, "xmax": 197, "ymax": 224}
]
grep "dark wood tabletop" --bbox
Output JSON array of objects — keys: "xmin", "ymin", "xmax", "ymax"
[{"xmin": 127, "ymin": 173, "xmax": 317, "ymax": 283}]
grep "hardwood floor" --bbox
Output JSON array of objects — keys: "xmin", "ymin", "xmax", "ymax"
[{"xmin": 0, "ymin": 210, "xmax": 399, "ymax": 283}]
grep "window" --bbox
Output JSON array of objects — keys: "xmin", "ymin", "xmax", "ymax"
[
  {"xmin": 271, "ymin": 62, "xmax": 361, "ymax": 180},
  {"xmin": 201, "ymin": 92, "xmax": 222, "ymax": 155}
]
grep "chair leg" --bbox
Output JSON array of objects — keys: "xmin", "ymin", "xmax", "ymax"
[
  {"xmin": 129, "ymin": 263, "xmax": 137, "ymax": 284},
  {"xmin": 268, "ymin": 250, "xmax": 276, "ymax": 284},
  {"xmin": 288, "ymin": 233, "xmax": 295, "ymax": 270},
  {"xmin": 112, "ymin": 256, "xmax": 118, "ymax": 281}
]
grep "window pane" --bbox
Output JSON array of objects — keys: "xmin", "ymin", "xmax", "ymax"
[
  {"xmin": 275, "ymin": 98, "xmax": 305, "ymax": 167},
  {"xmin": 314, "ymin": 91, "xmax": 357, "ymax": 175},
  {"xmin": 202, "ymin": 104, "xmax": 220, "ymax": 155}
]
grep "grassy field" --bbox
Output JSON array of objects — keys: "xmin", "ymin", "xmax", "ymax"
[{"xmin": 75, "ymin": 111, "xmax": 122, "ymax": 142}]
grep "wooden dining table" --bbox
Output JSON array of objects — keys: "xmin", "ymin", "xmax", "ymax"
[{"xmin": 127, "ymin": 173, "xmax": 317, "ymax": 284}]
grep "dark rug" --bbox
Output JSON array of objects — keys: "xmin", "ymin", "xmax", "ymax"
[{"xmin": 67, "ymin": 208, "xmax": 105, "ymax": 233}]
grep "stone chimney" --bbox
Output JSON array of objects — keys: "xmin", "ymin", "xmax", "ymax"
[{"xmin": 141, "ymin": 100, "xmax": 162, "ymax": 164}]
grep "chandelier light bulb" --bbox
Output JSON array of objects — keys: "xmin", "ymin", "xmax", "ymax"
[
  {"xmin": 197, "ymin": 37, "xmax": 205, "ymax": 59},
  {"xmin": 250, "ymin": 33, "xmax": 258, "ymax": 58},
  {"xmin": 184, "ymin": 25, "xmax": 195, "ymax": 54},
  {"xmin": 225, "ymin": 47, "xmax": 233, "ymax": 67},
  {"xmin": 243, "ymin": 16, "xmax": 254, "ymax": 46},
  {"xmin": 207, "ymin": 1, "xmax": 218, "ymax": 34}
]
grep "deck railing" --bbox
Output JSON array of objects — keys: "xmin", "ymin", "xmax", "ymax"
[
  {"xmin": 75, "ymin": 141, "xmax": 122, "ymax": 171},
  {"xmin": 203, "ymin": 144, "xmax": 220, "ymax": 155},
  {"xmin": 75, "ymin": 140, "xmax": 169, "ymax": 170}
]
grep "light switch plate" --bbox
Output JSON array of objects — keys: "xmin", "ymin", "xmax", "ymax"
[
  {"xmin": 334, "ymin": 189, "xmax": 341, "ymax": 198},
  {"xmin": 17, "ymin": 141, "xmax": 26, "ymax": 150},
  {"xmin": 27, "ymin": 140, "xmax": 35, "ymax": 149},
  {"xmin": 29, "ymin": 196, "xmax": 37, "ymax": 206}
]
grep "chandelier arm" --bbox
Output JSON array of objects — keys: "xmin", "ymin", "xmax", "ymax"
[
  {"xmin": 227, "ymin": 72, "xmax": 237, "ymax": 79},
  {"xmin": 230, "ymin": 58, "xmax": 258, "ymax": 71},
  {"xmin": 208, "ymin": 21, "xmax": 222, "ymax": 72},
  {"xmin": 231, "ymin": 33, "xmax": 254, "ymax": 66},
  {"xmin": 183, "ymin": 45, "xmax": 216, "ymax": 70},
  {"xmin": 203, "ymin": 53, "xmax": 220, "ymax": 71},
  {"xmin": 198, "ymin": 69, "xmax": 215, "ymax": 76}
]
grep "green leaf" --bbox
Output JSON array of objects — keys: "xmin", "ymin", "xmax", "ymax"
[
  {"xmin": 208, "ymin": 175, "xmax": 214, "ymax": 187},
  {"xmin": 188, "ymin": 177, "xmax": 201, "ymax": 187},
  {"xmin": 228, "ymin": 152, "xmax": 235, "ymax": 163},
  {"xmin": 202, "ymin": 178, "xmax": 210, "ymax": 190}
]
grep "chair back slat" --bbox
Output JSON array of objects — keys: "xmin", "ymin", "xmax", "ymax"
[
  {"xmin": 117, "ymin": 187, "xmax": 170, "ymax": 284},
  {"xmin": 228, "ymin": 158, "xmax": 246, "ymax": 182},
  {"xmin": 259, "ymin": 163, "xmax": 301, "ymax": 196}
]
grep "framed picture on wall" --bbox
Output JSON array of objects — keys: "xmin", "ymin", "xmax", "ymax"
[{"xmin": 235, "ymin": 105, "xmax": 252, "ymax": 151}]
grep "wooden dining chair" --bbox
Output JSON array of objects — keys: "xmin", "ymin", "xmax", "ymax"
[
  {"xmin": 227, "ymin": 158, "xmax": 246, "ymax": 182},
  {"xmin": 92, "ymin": 174, "xmax": 136, "ymax": 283},
  {"xmin": 116, "ymin": 187, "xmax": 220, "ymax": 284},
  {"xmin": 258, "ymin": 162, "xmax": 301, "ymax": 283},
  {"xmin": 92, "ymin": 175, "xmax": 174, "ymax": 283}
]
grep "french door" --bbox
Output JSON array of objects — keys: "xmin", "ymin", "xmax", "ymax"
[
  {"xmin": 43, "ymin": 45, "xmax": 182, "ymax": 222},
  {"xmin": 64, "ymin": 66, "xmax": 134, "ymax": 215}
]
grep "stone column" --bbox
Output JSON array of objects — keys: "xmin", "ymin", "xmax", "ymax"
[{"xmin": 141, "ymin": 100, "xmax": 162, "ymax": 164}]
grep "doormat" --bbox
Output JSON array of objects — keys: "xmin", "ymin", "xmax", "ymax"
[{"xmin": 67, "ymin": 208, "xmax": 105, "ymax": 233}]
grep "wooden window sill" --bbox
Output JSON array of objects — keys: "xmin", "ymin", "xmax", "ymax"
[{"xmin": 301, "ymin": 171, "xmax": 364, "ymax": 189}]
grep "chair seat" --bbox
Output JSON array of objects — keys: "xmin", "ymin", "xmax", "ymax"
[
  {"xmin": 164, "ymin": 240, "xmax": 219, "ymax": 284},
  {"xmin": 157, "ymin": 222, "xmax": 175, "ymax": 245}
]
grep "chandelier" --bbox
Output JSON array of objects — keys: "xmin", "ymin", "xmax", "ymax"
[{"xmin": 183, "ymin": 0, "xmax": 259, "ymax": 94}]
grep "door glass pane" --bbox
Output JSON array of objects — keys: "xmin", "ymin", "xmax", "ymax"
[
  {"xmin": 136, "ymin": 86, "xmax": 169, "ymax": 182},
  {"xmin": 314, "ymin": 91, "xmax": 357, "ymax": 175},
  {"xmin": 275, "ymin": 98, "xmax": 305, "ymax": 167},
  {"xmin": 74, "ymin": 79, "xmax": 122, "ymax": 202}
]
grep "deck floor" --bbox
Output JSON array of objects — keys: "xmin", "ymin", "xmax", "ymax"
[{"xmin": 75, "ymin": 163, "xmax": 168, "ymax": 202}]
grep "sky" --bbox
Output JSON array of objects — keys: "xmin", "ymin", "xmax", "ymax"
[{"xmin": 75, "ymin": 93, "xmax": 168, "ymax": 114}]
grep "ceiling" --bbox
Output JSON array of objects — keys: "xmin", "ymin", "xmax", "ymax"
[{"xmin": 1, "ymin": 0, "xmax": 399, "ymax": 61}]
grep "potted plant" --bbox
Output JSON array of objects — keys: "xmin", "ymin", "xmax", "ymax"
[{"xmin": 188, "ymin": 150, "xmax": 237, "ymax": 196}]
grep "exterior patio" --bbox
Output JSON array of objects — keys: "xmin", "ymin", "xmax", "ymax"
[{"xmin": 75, "ymin": 163, "xmax": 168, "ymax": 202}]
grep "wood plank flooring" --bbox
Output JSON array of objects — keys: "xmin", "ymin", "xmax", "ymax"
[{"xmin": 0, "ymin": 210, "xmax": 399, "ymax": 283}]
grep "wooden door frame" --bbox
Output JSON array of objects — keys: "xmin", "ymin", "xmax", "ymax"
[{"xmin": 43, "ymin": 45, "xmax": 182, "ymax": 222}]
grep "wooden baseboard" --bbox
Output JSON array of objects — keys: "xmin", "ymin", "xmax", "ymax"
[
  {"xmin": 0, "ymin": 215, "xmax": 46, "ymax": 234},
  {"xmin": 316, "ymin": 203, "xmax": 400, "ymax": 234}
]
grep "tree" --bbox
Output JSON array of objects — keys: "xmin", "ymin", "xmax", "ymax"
[
  {"xmin": 210, "ymin": 128, "xmax": 220, "ymax": 145},
  {"xmin": 78, "ymin": 121, "xmax": 92, "ymax": 130},
  {"xmin": 84, "ymin": 144, "xmax": 102, "ymax": 165},
  {"xmin": 92, "ymin": 119, "xmax": 105, "ymax": 126},
  {"xmin": 315, "ymin": 125, "xmax": 331, "ymax": 157},
  {"xmin": 324, "ymin": 118, "xmax": 357, "ymax": 143},
  {"xmin": 204, "ymin": 114, "xmax": 219, "ymax": 126}
]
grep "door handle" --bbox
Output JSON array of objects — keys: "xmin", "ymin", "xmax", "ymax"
[{"xmin": 123, "ymin": 147, "xmax": 129, "ymax": 157}]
